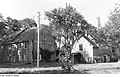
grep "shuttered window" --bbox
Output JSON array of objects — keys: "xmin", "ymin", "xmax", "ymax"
[{"xmin": 79, "ymin": 44, "xmax": 83, "ymax": 51}]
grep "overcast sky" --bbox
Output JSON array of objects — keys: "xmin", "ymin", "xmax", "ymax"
[{"xmin": 0, "ymin": 0, "xmax": 120, "ymax": 27}]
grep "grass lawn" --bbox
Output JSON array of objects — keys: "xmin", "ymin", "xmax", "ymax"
[{"xmin": 0, "ymin": 62, "xmax": 88, "ymax": 74}]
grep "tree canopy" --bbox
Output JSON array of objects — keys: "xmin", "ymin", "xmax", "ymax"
[
  {"xmin": 45, "ymin": 4, "xmax": 90, "ymax": 71},
  {"xmin": 0, "ymin": 14, "xmax": 37, "ymax": 44},
  {"xmin": 95, "ymin": 5, "xmax": 120, "ymax": 48},
  {"xmin": 45, "ymin": 4, "xmax": 89, "ymax": 48},
  {"xmin": 21, "ymin": 18, "xmax": 37, "ymax": 29}
]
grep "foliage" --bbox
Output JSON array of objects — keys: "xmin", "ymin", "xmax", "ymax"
[
  {"xmin": 45, "ymin": 4, "xmax": 89, "ymax": 71},
  {"xmin": 86, "ymin": 24, "xmax": 107, "ymax": 47},
  {"xmin": 21, "ymin": 18, "xmax": 37, "ymax": 29},
  {"xmin": 45, "ymin": 4, "xmax": 88, "ymax": 48},
  {"xmin": 104, "ymin": 6, "xmax": 120, "ymax": 47},
  {"xmin": 0, "ymin": 15, "xmax": 37, "ymax": 44},
  {"xmin": 94, "ymin": 5, "xmax": 120, "ymax": 48},
  {"xmin": 40, "ymin": 48, "xmax": 54, "ymax": 62},
  {"xmin": 6, "ymin": 17, "xmax": 37, "ymax": 31},
  {"xmin": 8, "ymin": 19, "xmax": 22, "ymax": 31}
]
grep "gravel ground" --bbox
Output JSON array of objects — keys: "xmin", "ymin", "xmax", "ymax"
[{"xmin": 0, "ymin": 62, "xmax": 120, "ymax": 74}]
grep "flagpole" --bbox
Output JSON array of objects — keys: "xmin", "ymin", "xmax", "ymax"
[{"xmin": 37, "ymin": 12, "xmax": 40, "ymax": 67}]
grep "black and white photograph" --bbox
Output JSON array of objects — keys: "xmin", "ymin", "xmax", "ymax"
[{"xmin": 0, "ymin": 0, "xmax": 120, "ymax": 75}]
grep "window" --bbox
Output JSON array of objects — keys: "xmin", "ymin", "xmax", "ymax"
[
  {"xmin": 43, "ymin": 34, "xmax": 46, "ymax": 39},
  {"xmin": 24, "ymin": 43, "xmax": 27, "ymax": 48},
  {"xmin": 79, "ymin": 44, "xmax": 83, "ymax": 51}
]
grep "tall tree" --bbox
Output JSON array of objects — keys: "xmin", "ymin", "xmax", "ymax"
[
  {"xmin": 0, "ymin": 16, "xmax": 37, "ymax": 45},
  {"xmin": 96, "ymin": 5, "xmax": 120, "ymax": 48},
  {"xmin": 5, "ymin": 17, "xmax": 22, "ymax": 32},
  {"xmin": 87, "ymin": 4, "xmax": 120, "ymax": 56},
  {"xmin": 20, "ymin": 18, "xmax": 37, "ymax": 30},
  {"xmin": 45, "ymin": 4, "xmax": 89, "ymax": 71}
]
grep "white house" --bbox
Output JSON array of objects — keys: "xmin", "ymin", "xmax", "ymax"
[
  {"xmin": 71, "ymin": 35, "xmax": 98, "ymax": 63},
  {"xmin": 56, "ymin": 34, "xmax": 98, "ymax": 63}
]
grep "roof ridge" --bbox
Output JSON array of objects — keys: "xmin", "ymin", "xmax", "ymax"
[{"xmin": 83, "ymin": 35, "xmax": 98, "ymax": 47}]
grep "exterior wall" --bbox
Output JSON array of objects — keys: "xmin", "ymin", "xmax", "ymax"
[
  {"xmin": 26, "ymin": 41, "xmax": 33, "ymax": 63},
  {"xmin": 32, "ymin": 26, "xmax": 57, "ymax": 61},
  {"xmin": 114, "ymin": 48, "xmax": 120, "ymax": 59},
  {"xmin": 0, "ymin": 25, "xmax": 57, "ymax": 63},
  {"xmin": 41, "ymin": 30, "xmax": 56, "ymax": 51},
  {"xmin": 34, "ymin": 26, "xmax": 57, "ymax": 52},
  {"xmin": 2, "ymin": 46, "xmax": 8, "ymax": 63},
  {"xmin": 0, "ymin": 47, "xmax": 3, "ymax": 63},
  {"xmin": 71, "ymin": 37, "xmax": 93, "ymax": 62},
  {"xmin": 16, "ymin": 41, "xmax": 33, "ymax": 63},
  {"xmin": 0, "ymin": 44, "xmax": 19, "ymax": 63}
]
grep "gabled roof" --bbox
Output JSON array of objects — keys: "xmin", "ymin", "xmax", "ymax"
[
  {"xmin": 10, "ymin": 29, "xmax": 27, "ymax": 42},
  {"xmin": 83, "ymin": 35, "xmax": 98, "ymax": 48},
  {"xmin": 0, "ymin": 22, "xmax": 7, "ymax": 29},
  {"xmin": 0, "ymin": 22, "xmax": 8, "ymax": 43},
  {"xmin": 4, "ymin": 24, "xmax": 54, "ymax": 44}
]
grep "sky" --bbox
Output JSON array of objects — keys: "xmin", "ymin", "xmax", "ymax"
[{"xmin": 0, "ymin": 0, "xmax": 120, "ymax": 27}]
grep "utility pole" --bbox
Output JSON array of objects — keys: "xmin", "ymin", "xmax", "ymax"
[
  {"xmin": 97, "ymin": 17, "xmax": 101, "ymax": 29},
  {"xmin": 33, "ymin": 16, "xmax": 35, "ymax": 20},
  {"xmin": 37, "ymin": 12, "xmax": 41, "ymax": 67}
]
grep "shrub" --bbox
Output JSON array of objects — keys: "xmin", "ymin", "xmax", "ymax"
[
  {"xmin": 40, "ymin": 48, "xmax": 54, "ymax": 62},
  {"xmin": 94, "ymin": 56, "xmax": 102, "ymax": 63}
]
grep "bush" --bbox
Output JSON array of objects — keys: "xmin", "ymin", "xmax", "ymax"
[
  {"xmin": 94, "ymin": 56, "xmax": 102, "ymax": 63},
  {"xmin": 110, "ymin": 56, "xmax": 118, "ymax": 62},
  {"xmin": 40, "ymin": 48, "xmax": 54, "ymax": 62}
]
